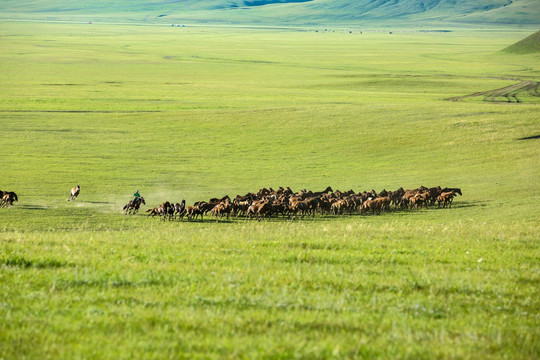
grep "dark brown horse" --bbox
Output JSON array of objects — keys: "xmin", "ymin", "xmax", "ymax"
[
  {"xmin": 0, "ymin": 191, "xmax": 18, "ymax": 207},
  {"xmin": 441, "ymin": 187, "xmax": 462, "ymax": 196},
  {"xmin": 174, "ymin": 200, "xmax": 186, "ymax": 220},
  {"xmin": 123, "ymin": 197, "xmax": 146, "ymax": 214},
  {"xmin": 159, "ymin": 201, "xmax": 174, "ymax": 221}
]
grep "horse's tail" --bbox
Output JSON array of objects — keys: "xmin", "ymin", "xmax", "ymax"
[
  {"xmin": 12, "ymin": 193, "xmax": 18, "ymax": 202},
  {"xmin": 122, "ymin": 204, "xmax": 128, "ymax": 211}
]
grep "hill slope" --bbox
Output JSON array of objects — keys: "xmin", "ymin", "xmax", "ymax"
[
  {"xmin": 503, "ymin": 30, "xmax": 540, "ymax": 53},
  {"xmin": 1, "ymin": 0, "xmax": 539, "ymax": 26}
]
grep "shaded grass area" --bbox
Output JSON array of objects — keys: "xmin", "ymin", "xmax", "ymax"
[{"xmin": 0, "ymin": 23, "xmax": 539, "ymax": 358}]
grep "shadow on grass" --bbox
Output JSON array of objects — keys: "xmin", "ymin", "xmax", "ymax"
[
  {"xmin": 16, "ymin": 204, "xmax": 50, "ymax": 211},
  {"xmin": 517, "ymin": 135, "xmax": 540, "ymax": 140},
  {"xmin": 448, "ymin": 200, "xmax": 489, "ymax": 209},
  {"xmin": 83, "ymin": 201, "xmax": 117, "ymax": 205},
  {"xmin": 143, "ymin": 204, "xmax": 484, "ymax": 224}
]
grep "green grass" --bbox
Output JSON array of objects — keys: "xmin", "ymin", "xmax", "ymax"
[
  {"xmin": 0, "ymin": 22, "xmax": 539, "ymax": 359},
  {"xmin": 504, "ymin": 30, "xmax": 540, "ymax": 54}
]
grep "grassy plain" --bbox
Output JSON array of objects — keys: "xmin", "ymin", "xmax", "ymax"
[{"xmin": 0, "ymin": 22, "xmax": 539, "ymax": 359}]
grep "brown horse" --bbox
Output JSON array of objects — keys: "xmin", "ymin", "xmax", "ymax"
[
  {"xmin": 441, "ymin": 187, "xmax": 462, "ymax": 196},
  {"xmin": 160, "ymin": 201, "xmax": 174, "ymax": 221},
  {"xmin": 146, "ymin": 207, "xmax": 163, "ymax": 217},
  {"xmin": 173, "ymin": 200, "xmax": 186, "ymax": 220},
  {"xmin": 0, "ymin": 191, "xmax": 18, "ymax": 207},
  {"xmin": 68, "ymin": 185, "xmax": 80, "ymax": 201},
  {"xmin": 437, "ymin": 192, "xmax": 455, "ymax": 208},
  {"xmin": 210, "ymin": 199, "xmax": 232, "ymax": 221},
  {"xmin": 123, "ymin": 197, "xmax": 146, "ymax": 214},
  {"xmin": 361, "ymin": 199, "xmax": 381, "ymax": 215},
  {"xmin": 185, "ymin": 203, "xmax": 205, "ymax": 221}
]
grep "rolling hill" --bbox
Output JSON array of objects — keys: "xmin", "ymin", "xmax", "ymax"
[
  {"xmin": 503, "ymin": 29, "xmax": 540, "ymax": 53},
  {"xmin": 1, "ymin": 0, "xmax": 539, "ymax": 26}
]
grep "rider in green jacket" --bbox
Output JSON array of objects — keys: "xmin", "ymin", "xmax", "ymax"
[{"xmin": 132, "ymin": 190, "xmax": 141, "ymax": 204}]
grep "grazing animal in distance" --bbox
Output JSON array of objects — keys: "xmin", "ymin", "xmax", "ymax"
[{"xmin": 68, "ymin": 185, "xmax": 80, "ymax": 201}]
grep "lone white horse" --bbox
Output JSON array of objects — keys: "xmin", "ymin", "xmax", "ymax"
[{"xmin": 68, "ymin": 185, "xmax": 80, "ymax": 201}]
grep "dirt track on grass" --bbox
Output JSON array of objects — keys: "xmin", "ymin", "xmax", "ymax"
[{"xmin": 447, "ymin": 79, "xmax": 539, "ymax": 103}]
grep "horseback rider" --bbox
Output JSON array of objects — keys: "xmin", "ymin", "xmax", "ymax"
[{"xmin": 132, "ymin": 190, "xmax": 141, "ymax": 205}]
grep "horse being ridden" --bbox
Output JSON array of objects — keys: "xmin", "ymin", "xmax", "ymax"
[{"xmin": 123, "ymin": 196, "xmax": 146, "ymax": 214}]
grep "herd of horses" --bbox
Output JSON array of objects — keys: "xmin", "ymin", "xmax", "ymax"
[
  {"xmin": 136, "ymin": 185, "xmax": 462, "ymax": 222},
  {"xmin": 1, "ymin": 185, "xmax": 462, "ymax": 221}
]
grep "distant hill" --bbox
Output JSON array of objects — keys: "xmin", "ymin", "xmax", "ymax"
[
  {"xmin": 503, "ymin": 30, "xmax": 540, "ymax": 54},
  {"xmin": 1, "ymin": 0, "xmax": 539, "ymax": 26}
]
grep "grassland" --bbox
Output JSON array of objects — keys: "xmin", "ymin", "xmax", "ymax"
[
  {"xmin": 0, "ymin": 22, "xmax": 539, "ymax": 359},
  {"xmin": 504, "ymin": 30, "xmax": 540, "ymax": 54}
]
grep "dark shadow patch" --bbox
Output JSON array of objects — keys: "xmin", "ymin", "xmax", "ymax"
[
  {"xmin": 57, "ymin": 278, "xmax": 169, "ymax": 289},
  {"xmin": 517, "ymin": 135, "xmax": 540, "ymax": 140},
  {"xmin": 25, "ymin": 129, "xmax": 72, "ymax": 133},
  {"xmin": 84, "ymin": 201, "xmax": 116, "ymax": 205},
  {"xmin": 517, "ymin": 276, "xmax": 540, "ymax": 285},
  {"xmin": 17, "ymin": 205, "xmax": 49, "ymax": 211},
  {"xmin": 1, "ymin": 256, "xmax": 71, "ymax": 269},
  {"xmin": 0, "ymin": 110, "xmax": 160, "ymax": 113},
  {"xmin": 61, "ymin": 279, "xmax": 134, "ymax": 288},
  {"xmin": 42, "ymin": 83, "xmax": 82, "ymax": 86}
]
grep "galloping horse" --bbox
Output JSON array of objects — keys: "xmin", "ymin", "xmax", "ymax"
[
  {"xmin": 68, "ymin": 185, "xmax": 80, "ymax": 201},
  {"xmin": 441, "ymin": 187, "xmax": 462, "ymax": 196},
  {"xmin": 0, "ymin": 191, "xmax": 18, "ymax": 207},
  {"xmin": 123, "ymin": 197, "xmax": 146, "ymax": 214}
]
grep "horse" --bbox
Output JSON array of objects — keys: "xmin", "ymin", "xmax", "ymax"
[
  {"xmin": 361, "ymin": 199, "xmax": 381, "ymax": 215},
  {"xmin": 185, "ymin": 203, "xmax": 205, "ymax": 221},
  {"xmin": 146, "ymin": 206, "xmax": 163, "ymax": 218},
  {"xmin": 211, "ymin": 199, "xmax": 233, "ymax": 221},
  {"xmin": 123, "ymin": 197, "xmax": 146, "ymax": 214},
  {"xmin": 437, "ymin": 192, "xmax": 455, "ymax": 208},
  {"xmin": 68, "ymin": 185, "xmax": 80, "ymax": 201},
  {"xmin": 160, "ymin": 201, "xmax": 174, "ymax": 221},
  {"xmin": 173, "ymin": 200, "xmax": 186, "ymax": 220},
  {"xmin": 442, "ymin": 187, "xmax": 462, "ymax": 196},
  {"xmin": 0, "ymin": 191, "xmax": 18, "ymax": 207},
  {"xmin": 312, "ymin": 186, "xmax": 333, "ymax": 197},
  {"xmin": 209, "ymin": 195, "xmax": 230, "ymax": 205}
]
